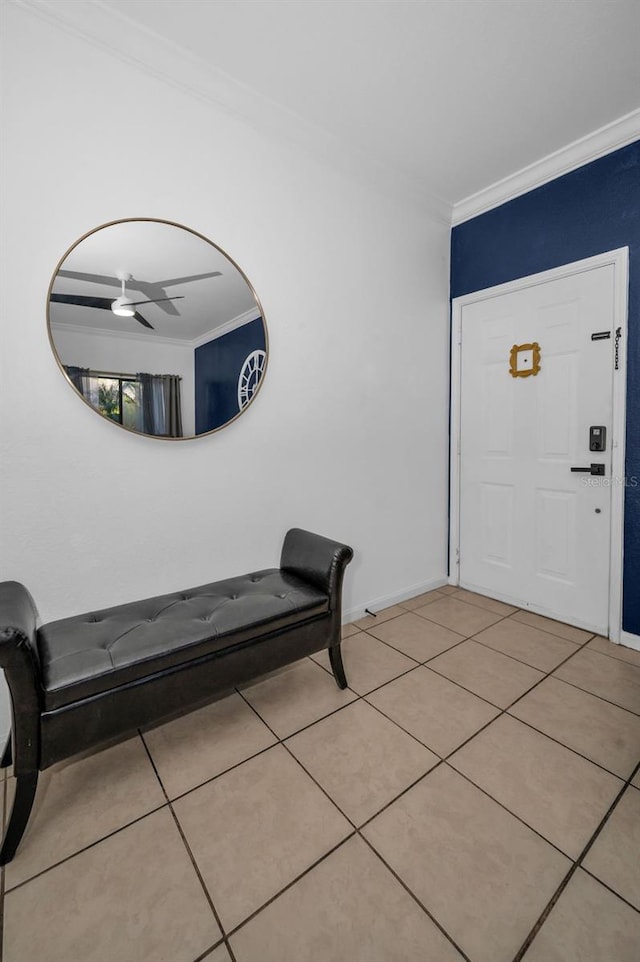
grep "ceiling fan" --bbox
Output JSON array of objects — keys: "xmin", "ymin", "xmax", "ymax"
[
  {"xmin": 51, "ymin": 272, "xmax": 190, "ymax": 330},
  {"xmin": 111, "ymin": 273, "xmax": 184, "ymax": 318},
  {"xmin": 55, "ymin": 268, "xmax": 223, "ymax": 318},
  {"xmin": 50, "ymin": 270, "xmax": 222, "ymax": 331}
]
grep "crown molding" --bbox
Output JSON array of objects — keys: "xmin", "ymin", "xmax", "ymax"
[
  {"xmin": 50, "ymin": 320, "xmax": 187, "ymax": 348},
  {"xmin": 51, "ymin": 305, "xmax": 260, "ymax": 348},
  {"xmin": 190, "ymin": 308, "xmax": 261, "ymax": 348},
  {"xmin": 13, "ymin": 0, "xmax": 451, "ymax": 225},
  {"xmin": 452, "ymin": 108, "xmax": 640, "ymax": 226}
]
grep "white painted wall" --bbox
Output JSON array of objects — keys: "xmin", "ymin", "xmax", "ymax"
[
  {"xmin": 51, "ymin": 325, "xmax": 197, "ymax": 437},
  {"xmin": 0, "ymin": 7, "xmax": 450, "ymax": 736}
]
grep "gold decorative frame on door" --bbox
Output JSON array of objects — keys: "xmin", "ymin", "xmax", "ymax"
[{"xmin": 509, "ymin": 342, "xmax": 541, "ymax": 378}]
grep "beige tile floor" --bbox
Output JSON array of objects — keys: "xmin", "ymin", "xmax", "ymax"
[{"xmin": 2, "ymin": 586, "xmax": 640, "ymax": 962}]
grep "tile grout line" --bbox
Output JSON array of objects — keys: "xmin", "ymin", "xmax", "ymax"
[
  {"xmin": 164, "ymin": 737, "xmax": 280, "ymax": 806},
  {"xmin": 470, "ymin": 632, "xmax": 587, "ymax": 669},
  {"xmin": 409, "ymin": 601, "xmax": 584, "ymax": 644},
  {"xmin": 239, "ymin": 664, "xmax": 470, "ymax": 833},
  {"xmin": 502, "ymin": 711, "xmax": 633, "ymax": 782},
  {"xmin": 355, "ymin": 635, "xmax": 623, "ymax": 862},
  {"xmin": 360, "ymin": 833, "xmax": 474, "ymax": 962},
  {"xmin": 238, "ymin": 659, "xmax": 586, "ymax": 953},
  {"xmin": 502, "ymin": 615, "xmax": 596, "ymax": 646},
  {"xmin": 579, "ymin": 864, "xmax": 640, "ymax": 916},
  {"xmin": 138, "ymin": 729, "xmax": 171, "ymax": 797},
  {"xmin": 354, "ymin": 628, "xmax": 605, "ymax": 778},
  {"xmin": 138, "ymin": 734, "xmax": 237, "ymax": 962},
  {"xmin": 511, "ymin": 761, "xmax": 640, "ymax": 961},
  {"xmin": 192, "ymin": 940, "xmax": 231, "ymax": 962},
  {"xmin": 236, "ymin": 689, "xmax": 359, "ymax": 831},
  {"xmin": 431, "ymin": 636, "xmax": 625, "ymax": 858},
  {"xmin": 400, "ymin": 590, "xmax": 599, "ymax": 646},
  {"xmin": 442, "ymin": 760, "xmax": 586, "ymax": 865},
  {"xmin": 342, "ymin": 589, "xmax": 585, "ymax": 672},
  {"xmin": 0, "ymin": 618, "xmax": 625, "ymax": 906},
  {"xmin": 2, "ymin": 727, "xmax": 281, "ymax": 897},
  {"xmin": 544, "ymin": 674, "xmax": 640, "ymax": 718},
  {"xmin": 395, "ymin": 604, "xmax": 519, "ymax": 638},
  {"xmin": 352, "ymin": 589, "xmax": 513, "ymax": 637},
  {"xmin": 578, "ymin": 641, "xmax": 640, "ymax": 668},
  {"xmin": 2, "ymin": 799, "xmax": 170, "ymax": 896},
  {"xmin": 242, "ymin": 677, "xmax": 481, "ymax": 853},
  {"xmin": 240, "ymin": 658, "xmax": 538, "ymax": 962},
  {"xmin": 234, "ymin": 688, "xmax": 477, "ymax": 956},
  {"xmin": 418, "ymin": 625, "xmax": 588, "ymax": 714},
  {"xmin": 3, "ymin": 733, "xmax": 234, "ymax": 954},
  {"xmin": 574, "ymin": 756, "xmax": 640, "ymax": 872},
  {"xmin": 239, "ymin": 605, "xmax": 632, "ymax": 875},
  {"xmin": 356, "ymin": 597, "xmax": 640, "ymax": 953},
  {"xmin": 345, "ymin": 607, "xmax": 606, "ymax": 722},
  {"xmin": 6, "ymin": 633, "xmax": 621, "ymax": 940},
  {"xmin": 236, "ymin": 682, "xmax": 487, "ymax": 956},
  {"xmin": 221, "ymin": 833, "xmax": 359, "ymax": 945},
  {"xmin": 2, "ymin": 593, "xmax": 635, "ymax": 959},
  {"xmin": 580, "ymin": 864, "xmax": 640, "ymax": 916}
]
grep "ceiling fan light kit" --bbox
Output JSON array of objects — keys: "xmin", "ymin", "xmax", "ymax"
[
  {"xmin": 111, "ymin": 296, "xmax": 136, "ymax": 317},
  {"xmin": 112, "ymin": 272, "xmax": 135, "ymax": 317}
]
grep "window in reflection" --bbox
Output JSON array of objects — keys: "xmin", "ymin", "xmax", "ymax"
[{"xmin": 64, "ymin": 366, "xmax": 180, "ymax": 436}]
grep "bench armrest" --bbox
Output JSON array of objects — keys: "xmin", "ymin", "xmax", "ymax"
[
  {"xmin": 0, "ymin": 582, "xmax": 38, "ymax": 652},
  {"xmin": 280, "ymin": 529, "xmax": 353, "ymax": 610},
  {"xmin": 0, "ymin": 582, "xmax": 42, "ymax": 769}
]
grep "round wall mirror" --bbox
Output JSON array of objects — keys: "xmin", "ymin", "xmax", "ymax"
[{"xmin": 47, "ymin": 218, "xmax": 268, "ymax": 439}]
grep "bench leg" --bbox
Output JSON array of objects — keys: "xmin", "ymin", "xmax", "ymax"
[
  {"xmin": 329, "ymin": 643, "xmax": 348, "ymax": 690},
  {"xmin": 0, "ymin": 771, "xmax": 38, "ymax": 865},
  {"xmin": 0, "ymin": 733, "xmax": 12, "ymax": 769}
]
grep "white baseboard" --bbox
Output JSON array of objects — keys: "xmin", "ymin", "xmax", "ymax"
[
  {"xmin": 619, "ymin": 630, "xmax": 640, "ymax": 652},
  {"xmin": 343, "ymin": 577, "xmax": 448, "ymax": 624}
]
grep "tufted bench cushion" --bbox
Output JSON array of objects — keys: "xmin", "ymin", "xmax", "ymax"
[{"xmin": 37, "ymin": 569, "xmax": 329, "ymax": 711}]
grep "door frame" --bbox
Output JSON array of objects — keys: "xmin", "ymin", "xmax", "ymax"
[{"xmin": 449, "ymin": 247, "xmax": 629, "ymax": 641}]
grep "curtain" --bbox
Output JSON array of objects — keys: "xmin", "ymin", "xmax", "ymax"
[
  {"xmin": 64, "ymin": 366, "xmax": 99, "ymax": 407},
  {"xmin": 138, "ymin": 373, "xmax": 183, "ymax": 438}
]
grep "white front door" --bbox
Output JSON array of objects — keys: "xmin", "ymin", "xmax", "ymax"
[{"xmin": 457, "ymin": 263, "xmax": 617, "ymax": 634}]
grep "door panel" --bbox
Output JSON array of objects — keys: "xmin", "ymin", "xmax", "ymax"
[
  {"xmin": 535, "ymin": 488, "xmax": 576, "ymax": 582},
  {"xmin": 459, "ymin": 265, "xmax": 614, "ymax": 633},
  {"xmin": 483, "ymin": 365, "xmax": 513, "ymax": 455},
  {"xmin": 480, "ymin": 483, "xmax": 514, "ymax": 567},
  {"xmin": 537, "ymin": 353, "xmax": 576, "ymax": 457}
]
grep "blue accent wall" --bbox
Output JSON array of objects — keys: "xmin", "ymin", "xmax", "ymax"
[
  {"xmin": 194, "ymin": 317, "xmax": 266, "ymax": 433},
  {"xmin": 451, "ymin": 140, "xmax": 640, "ymax": 635}
]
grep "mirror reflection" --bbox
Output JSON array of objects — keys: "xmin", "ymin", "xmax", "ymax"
[{"xmin": 48, "ymin": 219, "xmax": 268, "ymax": 438}]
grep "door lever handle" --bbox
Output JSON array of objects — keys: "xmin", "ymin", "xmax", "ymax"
[{"xmin": 570, "ymin": 464, "xmax": 605, "ymax": 476}]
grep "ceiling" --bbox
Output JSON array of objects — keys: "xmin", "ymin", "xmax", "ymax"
[
  {"xmin": 49, "ymin": 221, "xmax": 259, "ymax": 342},
  {"xmin": 19, "ymin": 0, "xmax": 640, "ymax": 218}
]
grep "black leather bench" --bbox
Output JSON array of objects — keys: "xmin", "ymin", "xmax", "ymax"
[{"xmin": 0, "ymin": 528, "xmax": 353, "ymax": 864}]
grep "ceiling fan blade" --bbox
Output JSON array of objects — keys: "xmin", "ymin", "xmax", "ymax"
[
  {"xmin": 151, "ymin": 271, "xmax": 222, "ymax": 287},
  {"xmin": 50, "ymin": 293, "xmax": 154, "ymax": 330},
  {"xmin": 56, "ymin": 270, "xmax": 120, "ymax": 288},
  {"xmin": 51, "ymin": 293, "xmax": 115, "ymax": 310},
  {"xmin": 133, "ymin": 313, "xmax": 155, "ymax": 330},
  {"xmin": 122, "ymin": 296, "xmax": 185, "ymax": 307}
]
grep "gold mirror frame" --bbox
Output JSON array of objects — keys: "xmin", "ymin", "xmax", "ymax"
[{"xmin": 46, "ymin": 217, "xmax": 269, "ymax": 441}]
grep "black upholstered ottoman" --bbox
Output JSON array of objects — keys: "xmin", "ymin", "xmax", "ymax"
[{"xmin": 0, "ymin": 528, "xmax": 353, "ymax": 863}]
